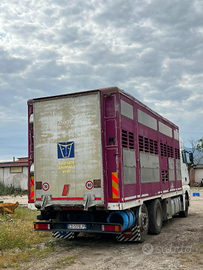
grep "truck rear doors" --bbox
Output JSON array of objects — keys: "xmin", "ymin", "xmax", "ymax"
[{"xmin": 33, "ymin": 91, "xmax": 104, "ymax": 208}]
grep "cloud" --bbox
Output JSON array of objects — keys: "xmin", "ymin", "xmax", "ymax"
[
  {"xmin": 0, "ymin": 0, "xmax": 203, "ymax": 158},
  {"xmin": 0, "ymin": 47, "xmax": 30, "ymax": 74}
]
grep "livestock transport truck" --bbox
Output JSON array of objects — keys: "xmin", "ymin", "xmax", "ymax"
[{"xmin": 28, "ymin": 87, "xmax": 191, "ymax": 242}]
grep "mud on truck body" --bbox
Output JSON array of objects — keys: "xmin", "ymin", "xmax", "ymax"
[{"xmin": 28, "ymin": 87, "xmax": 190, "ymax": 242}]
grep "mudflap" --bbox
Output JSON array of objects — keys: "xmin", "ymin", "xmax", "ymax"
[
  {"xmin": 52, "ymin": 231, "xmax": 76, "ymax": 240},
  {"xmin": 116, "ymin": 225, "xmax": 142, "ymax": 242},
  {"xmin": 116, "ymin": 204, "xmax": 149, "ymax": 242}
]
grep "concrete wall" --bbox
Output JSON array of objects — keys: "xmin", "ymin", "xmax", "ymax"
[
  {"xmin": 190, "ymin": 166, "xmax": 203, "ymax": 186},
  {"xmin": 195, "ymin": 168, "xmax": 203, "ymax": 183},
  {"xmin": 0, "ymin": 166, "xmax": 28, "ymax": 190}
]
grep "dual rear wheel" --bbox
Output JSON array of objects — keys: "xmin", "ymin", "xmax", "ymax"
[
  {"xmin": 147, "ymin": 199, "xmax": 163, "ymax": 235},
  {"xmin": 139, "ymin": 199, "xmax": 162, "ymax": 241},
  {"xmin": 53, "ymin": 198, "xmax": 188, "ymax": 241}
]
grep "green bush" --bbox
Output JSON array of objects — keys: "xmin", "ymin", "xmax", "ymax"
[{"xmin": 0, "ymin": 182, "xmax": 27, "ymax": 196}]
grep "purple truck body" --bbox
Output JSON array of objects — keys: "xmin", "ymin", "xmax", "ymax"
[{"xmin": 28, "ymin": 87, "xmax": 189, "ymax": 241}]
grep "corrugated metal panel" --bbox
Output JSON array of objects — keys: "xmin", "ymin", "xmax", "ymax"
[
  {"xmin": 140, "ymin": 152, "xmax": 160, "ymax": 183},
  {"xmin": 141, "ymin": 168, "xmax": 160, "ymax": 183},
  {"xmin": 159, "ymin": 122, "xmax": 172, "ymax": 138},
  {"xmin": 176, "ymin": 159, "xmax": 182, "ymax": 180},
  {"xmin": 121, "ymin": 100, "xmax": 133, "ymax": 120},
  {"xmin": 138, "ymin": 109, "xmax": 157, "ymax": 131},
  {"xmin": 0, "ymin": 162, "xmax": 28, "ymax": 168},
  {"xmin": 123, "ymin": 167, "xmax": 136, "ymax": 184},
  {"xmin": 140, "ymin": 152, "xmax": 159, "ymax": 169},
  {"xmin": 174, "ymin": 129, "xmax": 179, "ymax": 141},
  {"xmin": 123, "ymin": 148, "xmax": 136, "ymax": 167},
  {"xmin": 123, "ymin": 148, "xmax": 136, "ymax": 184},
  {"xmin": 168, "ymin": 157, "xmax": 175, "ymax": 181},
  {"xmin": 168, "ymin": 157, "xmax": 174, "ymax": 170}
]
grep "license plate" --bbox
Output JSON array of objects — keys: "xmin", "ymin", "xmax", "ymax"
[{"xmin": 67, "ymin": 224, "xmax": 86, "ymax": 230}]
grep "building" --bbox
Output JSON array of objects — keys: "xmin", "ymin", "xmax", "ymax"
[
  {"xmin": 190, "ymin": 164, "xmax": 203, "ymax": 186},
  {"xmin": 0, "ymin": 157, "xmax": 28, "ymax": 190}
]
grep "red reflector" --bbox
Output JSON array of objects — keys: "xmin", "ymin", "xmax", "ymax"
[
  {"xmin": 103, "ymin": 225, "xmax": 122, "ymax": 232},
  {"xmin": 34, "ymin": 223, "xmax": 50, "ymax": 230},
  {"xmin": 123, "ymin": 228, "xmax": 133, "ymax": 238}
]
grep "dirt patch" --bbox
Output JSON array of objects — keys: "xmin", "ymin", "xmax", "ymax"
[
  {"xmin": 2, "ymin": 190, "xmax": 203, "ymax": 270},
  {"xmin": 0, "ymin": 195, "xmax": 28, "ymax": 206}
]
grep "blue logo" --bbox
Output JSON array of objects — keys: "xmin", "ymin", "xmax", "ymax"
[{"xmin": 58, "ymin": 141, "xmax": 75, "ymax": 159}]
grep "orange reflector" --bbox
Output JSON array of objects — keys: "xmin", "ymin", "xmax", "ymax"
[
  {"xmin": 103, "ymin": 225, "xmax": 122, "ymax": 232},
  {"xmin": 34, "ymin": 223, "xmax": 50, "ymax": 230}
]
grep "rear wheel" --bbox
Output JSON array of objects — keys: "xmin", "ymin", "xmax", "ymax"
[
  {"xmin": 139, "ymin": 203, "xmax": 149, "ymax": 242},
  {"xmin": 179, "ymin": 197, "xmax": 189, "ymax": 217},
  {"xmin": 147, "ymin": 199, "xmax": 163, "ymax": 235}
]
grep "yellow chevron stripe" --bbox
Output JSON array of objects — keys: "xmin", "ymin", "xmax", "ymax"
[
  {"xmin": 112, "ymin": 172, "xmax": 119, "ymax": 198},
  {"xmin": 31, "ymin": 176, "xmax": 34, "ymax": 199}
]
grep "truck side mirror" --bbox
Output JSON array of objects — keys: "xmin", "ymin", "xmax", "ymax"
[
  {"xmin": 182, "ymin": 151, "xmax": 187, "ymax": 164},
  {"xmin": 189, "ymin": 152, "xmax": 194, "ymax": 164}
]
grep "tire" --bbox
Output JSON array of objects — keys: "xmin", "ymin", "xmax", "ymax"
[
  {"xmin": 139, "ymin": 203, "xmax": 149, "ymax": 242},
  {"xmin": 147, "ymin": 199, "xmax": 163, "ymax": 235},
  {"xmin": 179, "ymin": 198, "xmax": 189, "ymax": 217}
]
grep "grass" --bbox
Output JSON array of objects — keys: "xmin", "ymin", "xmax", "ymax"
[
  {"xmin": 0, "ymin": 208, "xmax": 50, "ymax": 250},
  {"xmin": 0, "ymin": 207, "xmax": 53, "ymax": 268},
  {"xmin": 0, "ymin": 182, "xmax": 27, "ymax": 196},
  {"xmin": 0, "ymin": 246, "xmax": 55, "ymax": 269}
]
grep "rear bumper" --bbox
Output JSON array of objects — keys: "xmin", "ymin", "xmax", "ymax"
[{"xmin": 34, "ymin": 221, "xmax": 122, "ymax": 234}]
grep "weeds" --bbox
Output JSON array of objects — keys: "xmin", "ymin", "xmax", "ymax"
[
  {"xmin": 0, "ymin": 208, "xmax": 51, "ymax": 251},
  {"xmin": 0, "ymin": 182, "xmax": 27, "ymax": 196},
  {"xmin": 0, "ymin": 247, "xmax": 55, "ymax": 269},
  {"xmin": 0, "ymin": 207, "xmax": 53, "ymax": 268}
]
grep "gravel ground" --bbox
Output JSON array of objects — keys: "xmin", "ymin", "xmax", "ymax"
[
  {"xmin": 0, "ymin": 195, "xmax": 28, "ymax": 206},
  {"xmin": 2, "ymin": 189, "xmax": 203, "ymax": 270}
]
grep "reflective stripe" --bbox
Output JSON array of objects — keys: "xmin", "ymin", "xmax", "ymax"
[
  {"xmin": 62, "ymin": 185, "xmax": 69, "ymax": 196},
  {"xmin": 31, "ymin": 176, "xmax": 34, "ymax": 200},
  {"xmin": 35, "ymin": 197, "xmax": 101, "ymax": 201},
  {"xmin": 112, "ymin": 172, "xmax": 119, "ymax": 198}
]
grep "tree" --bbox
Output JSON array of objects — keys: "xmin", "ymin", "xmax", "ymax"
[
  {"xmin": 196, "ymin": 138, "xmax": 203, "ymax": 153},
  {"xmin": 188, "ymin": 137, "xmax": 203, "ymax": 165}
]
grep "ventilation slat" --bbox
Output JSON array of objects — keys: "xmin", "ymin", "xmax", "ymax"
[
  {"xmin": 139, "ymin": 136, "xmax": 143, "ymax": 151},
  {"xmin": 129, "ymin": 132, "xmax": 134, "ymax": 149},
  {"xmin": 162, "ymin": 170, "xmax": 168, "ymax": 181},
  {"xmin": 122, "ymin": 130, "xmax": 128, "ymax": 148}
]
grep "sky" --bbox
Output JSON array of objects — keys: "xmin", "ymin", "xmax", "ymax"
[{"xmin": 0, "ymin": 0, "xmax": 203, "ymax": 161}]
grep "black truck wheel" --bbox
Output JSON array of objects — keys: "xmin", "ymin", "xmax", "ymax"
[
  {"xmin": 179, "ymin": 197, "xmax": 189, "ymax": 217},
  {"xmin": 147, "ymin": 199, "xmax": 163, "ymax": 235},
  {"xmin": 139, "ymin": 203, "xmax": 149, "ymax": 242}
]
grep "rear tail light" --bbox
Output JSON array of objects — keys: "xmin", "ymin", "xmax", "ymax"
[
  {"xmin": 102, "ymin": 225, "xmax": 122, "ymax": 232},
  {"xmin": 34, "ymin": 223, "xmax": 50, "ymax": 230}
]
